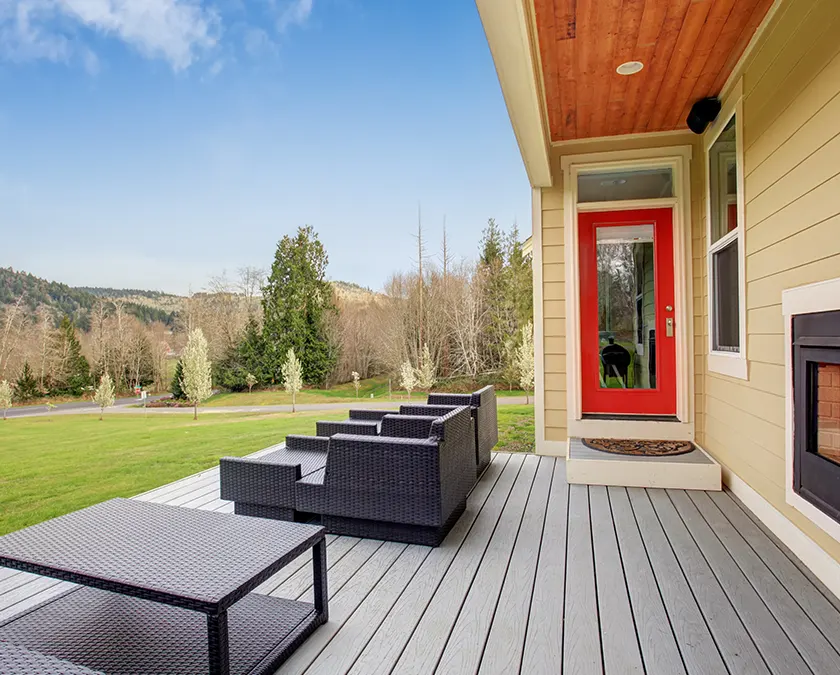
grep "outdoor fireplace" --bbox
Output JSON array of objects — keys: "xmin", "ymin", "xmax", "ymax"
[{"xmin": 793, "ymin": 310, "xmax": 840, "ymax": 524}]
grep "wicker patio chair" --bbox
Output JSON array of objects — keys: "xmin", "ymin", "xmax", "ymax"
[
  {"xmin": 400, "ymin": 385, "xmax": 498, "ymax": 476},
  {"xmin": 295, "ymin": 406, "xmax": 476, "ymax": 546}
]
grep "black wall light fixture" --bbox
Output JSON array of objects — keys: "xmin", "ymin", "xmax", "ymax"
[{"xmin": 686, "ymin": 97, "xmax": 722, "ymax": 134}]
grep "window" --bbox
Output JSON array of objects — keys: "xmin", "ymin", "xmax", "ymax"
[
  {"xmin": 577, "ymin": 167, "xmax": 673, "ymax": 203},
  {"xmin": 707, "ymin": 108, "xmax": 746, "ymax": 378}
]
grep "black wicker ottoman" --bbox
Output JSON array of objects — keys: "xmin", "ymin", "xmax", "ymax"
[{"xmin": 0, "ymin": 499, "xmax": 328, "ymax": 675}]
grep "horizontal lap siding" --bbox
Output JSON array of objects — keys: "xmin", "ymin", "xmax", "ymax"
[
  {"xmin": 541, "ymin": 184, "xmax": 567, "ymax": 443},
  {"xmin": 701, "ymin": 0, "xmax": 840, "ymax": 562}
]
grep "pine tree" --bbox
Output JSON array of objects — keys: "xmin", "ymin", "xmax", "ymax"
[
  {"xmin": 15, "ymin": 362, "xmax": 40, "ymax": 401},
  {"xmin": 53, "ymin": 316, "xmax": 91, "ymax": 395},
  {"xmin": 171, "ymin": 360, "xmax": 186, "ymax": 399},
  {"xmin": 262, "ymin": 226, "xmax": 336, "ymax": 386}
]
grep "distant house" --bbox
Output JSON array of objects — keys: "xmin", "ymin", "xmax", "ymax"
[{"xmin": 478, "ymin": 0, "xmax": 840, "ymax": 598}]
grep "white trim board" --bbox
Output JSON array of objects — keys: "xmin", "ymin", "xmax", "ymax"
[
  {"xmin": 531, "ymin": 186, "xmax": 548, "ymax": 456},
  {"xmin": 560, "ymin": 145, "xmax": 695, "ymax": 434},
  {"xmin": 782, "ymin": 276, "xmax": 840, "ymax": 545},
  {"xmin": 723, "ymin": 467, "xmax": 840, "ymax": 602}
]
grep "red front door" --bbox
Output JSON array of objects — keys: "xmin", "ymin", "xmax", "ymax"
[{"xmin": 579, "ymin": 208, "xmax": 677, "ymax": 416}]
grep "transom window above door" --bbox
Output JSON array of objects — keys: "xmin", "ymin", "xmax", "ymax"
[{"xmin": 577, "ymin": 167, "xmax": 673, "ymax": 203}]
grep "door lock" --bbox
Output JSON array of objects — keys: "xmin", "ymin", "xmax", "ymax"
[{"xmin": 666, "ymin": 317, "xmax": 675, "ymax": 337}]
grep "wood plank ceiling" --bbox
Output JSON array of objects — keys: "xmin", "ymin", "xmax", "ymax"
[{"xmin": 533, "ymin": 0, "xmax": 776, "ymax": 142}]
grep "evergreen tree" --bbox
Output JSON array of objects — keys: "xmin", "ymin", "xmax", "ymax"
[
  {"xmin": 15, "ymin": 362, "xmax": 40, "ymax": 401},
  {"xmin": 262, "ymin": 226, "xmax": 337, "ymax": 386},
  {"xmin": 505, "ymin": 225, "xmax": 534, "ymax": 327},
  {"xmin": 171, "ymin": 360, "xmax": 186, "ymax": 399},
  {"xmin": 213, "ymin": 316, "xmax": 266, "ymax": 392},
  {"xmin": 52, "ymin": 316, "xmax": 90, "ymax": 395}
]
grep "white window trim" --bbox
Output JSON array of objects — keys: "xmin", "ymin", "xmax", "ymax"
[
  {"xmin": 560, "ymin": 145, "xmax": 695, "ymax": 440},
  {"xmin": 705, "ymin": 79, "xmax": 748, "ymax": 380},
  {"xmin": 783, "ymin": 277, "xmax": 840, "ymax": 544}
]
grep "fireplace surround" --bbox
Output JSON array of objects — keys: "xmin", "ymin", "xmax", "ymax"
[
  {"xmin": 784, "ymin": 277, "xmax": 840, "ymax": 543},
  {"xmin": 793, "ymin": 310, "xmax": 840, "ymax": 524}
]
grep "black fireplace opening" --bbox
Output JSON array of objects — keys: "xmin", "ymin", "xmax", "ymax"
[{"xmin": 793, "ymin": 310, "xmax": 840, "ymax": 524}]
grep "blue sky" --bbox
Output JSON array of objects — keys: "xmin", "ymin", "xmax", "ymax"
[{"xmin": 0, "ymin": 0, "xmax": 529, "ymax": 294}]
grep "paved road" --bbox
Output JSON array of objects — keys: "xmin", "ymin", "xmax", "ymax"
[
  {"xmin": 5, "ymin": 394, "xmax": 168, "ymax": 419},
  {"xmin": 7, "ymin": 396, "xmax": 530, "ymax": 418}
]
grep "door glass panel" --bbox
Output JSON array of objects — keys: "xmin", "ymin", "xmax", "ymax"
[
  {"xmin": 578, "ymin": 168, "xmax": 673, "ymax": 203},
  {"xmin": 596, "ymin": 224, "xmax": 656, "ymax": 390},
  {"xmin": 816, "ymin": 363, "xmax": 840, "ymax": 466}
]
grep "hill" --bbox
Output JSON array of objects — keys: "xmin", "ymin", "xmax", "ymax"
[{"xmin": 0, "ymin": 268, "xmax": 178, "ymax": 330}]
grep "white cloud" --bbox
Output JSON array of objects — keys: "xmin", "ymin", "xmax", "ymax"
[
  {"xmin": 0, "ymin": 0, "xmax": 220, "ymax": 70},
  {"xmin": 276, "ymin": 0, "xmax": 312, "ymax": 32}
]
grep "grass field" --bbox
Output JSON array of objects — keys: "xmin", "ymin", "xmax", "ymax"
[
  {"xmin": 205, "ymin": 377, "xmax": 528, "ymax": 407},
  {"xmin": 0, "ymin": 405, "xmax": 534, "ymax": 535}
]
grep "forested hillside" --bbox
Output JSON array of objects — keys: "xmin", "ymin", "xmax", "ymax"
[{"xmin": 0, "ymin": 268, "xmax": 178, "ymax": 329}]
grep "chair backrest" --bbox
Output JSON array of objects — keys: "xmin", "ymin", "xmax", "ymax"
[
  {"xmin": 470, "ymin": 385, "xmax": 496, "ymax": 407},
  {"xmin": 349, "ymin": 409, "xmax": 393, "ymax": 421},
  {"xmin": 400, "ymin": 404, "xmax": 458, "ymax": 418},
  {"xmin": 427, "ymin": 392, "xmax": 472, "ymax": 406}
]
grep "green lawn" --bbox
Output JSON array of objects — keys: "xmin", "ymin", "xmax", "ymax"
[
  {"xmin": 497, "ymin": 405, "xmax": 535, "ymax": 452},
  {"xmin": 205, "ymin": 376, "xmax": 528, "ymax": 407},
  {"xmin": 0, "ymin": 411, "xmax": 345, "ymax": 535},
  {"xmin": 0, "ymin": 404, "xmax": 535, "ymax": 535}
]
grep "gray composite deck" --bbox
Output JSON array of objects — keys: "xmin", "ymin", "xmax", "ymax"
[{"xmin": 2, "ymin": 451, "xmax": 840, "ymax": 674}]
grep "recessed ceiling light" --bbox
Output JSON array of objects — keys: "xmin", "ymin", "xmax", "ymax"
[{"xmin": 616, "ymin": 61, "xmax": 644, "ymax": 76}]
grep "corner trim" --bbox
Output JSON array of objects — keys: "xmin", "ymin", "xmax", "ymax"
[
  {"xmin": 723, "ymin": 467, "xmax": 840, "ymax": 602},
  {"xmin": 538, "ymin": 439, "xmax": 567, "ymax": 457},
  {"xmin": 532, "ymin": 187, "xmax": 547, "ymax": 455}
]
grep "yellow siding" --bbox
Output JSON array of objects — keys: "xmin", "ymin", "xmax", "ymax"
[
  {"xmin": 700, "ymin": 0, "xmax": 840, "ymax": 563},
  {"xmin": 540, "ymin": 182, "xmax": 566, "ymax": 441}
]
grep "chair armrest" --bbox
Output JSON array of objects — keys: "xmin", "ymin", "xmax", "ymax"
[
  {"xmin": 219, "ymin": 456, "xmax": 302, "ymax": 508},
  {"xmin": 427, "ymin": 392, "xmax": 472, "ymax": 406},
  {"xmin": 380, "ymin": 414, "xmax": 437, "ymax": 439},
  {"xmin": 316, "ymin": 420, "xmax": 379, "ymax": 437},
  {"xmin": 286, "ymin": 435, "xmax": 330, "ymax": 453},
  {"xmin": 349, "ymin": 409, "xmax": 394, "ymax": 421}
]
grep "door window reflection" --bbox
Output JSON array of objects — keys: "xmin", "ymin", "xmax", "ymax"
[{"xmin": 596, "ymin": 224, "xmax": 657, "ymax": 390}]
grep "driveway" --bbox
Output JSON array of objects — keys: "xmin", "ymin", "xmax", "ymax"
[{"xmin": 5, "ymin": 394, "xmax": 168, "ymax": 419}]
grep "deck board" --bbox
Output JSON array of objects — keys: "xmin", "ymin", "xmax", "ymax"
[{"xmin": 2, "ymin": 452, "xmax": 840, "ymax": 675}]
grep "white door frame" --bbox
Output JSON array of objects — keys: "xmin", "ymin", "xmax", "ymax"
[{"xmin": 560, "ymin": 146, "xmax": 695, "ymax": 441}]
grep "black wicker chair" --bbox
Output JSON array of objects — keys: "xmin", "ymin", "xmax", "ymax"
[
  {"xmin": 401, "ymin": 385, "xmax": 498, "ymax": 476},
  {"xmin": 295, "ymin": 406, "xmax": 476, "ymax": 546}
]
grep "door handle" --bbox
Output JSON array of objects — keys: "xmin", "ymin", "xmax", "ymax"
[{"xmin": 666, "ymin": 317, "xmax": 674, "ymax": 337}]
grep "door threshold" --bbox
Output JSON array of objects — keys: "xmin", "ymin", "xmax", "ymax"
[{"xmin": 581, "ymin": 413, "xmax": 679, "ymax": 423}]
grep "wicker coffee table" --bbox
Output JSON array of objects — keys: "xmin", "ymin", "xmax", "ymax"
[{"xmin": 0, "ymin": 498, "xmax": 328, "ymax": 675}]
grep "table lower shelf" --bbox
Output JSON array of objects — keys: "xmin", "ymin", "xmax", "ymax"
[{"xmin": 0, "ymin": 586, "xmax": 325, "ymax": 675}]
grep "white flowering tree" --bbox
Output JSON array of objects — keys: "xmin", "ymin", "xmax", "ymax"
[
  {"xmin": 282, "ymin": 348, "xmax": 303, "ymax": 412},
  {"xmin": 414, "ymin": 342, "xmax": 436, "ymax": 391},
  {"xmin": 0, "ymin": 380, "xmax": 12, "ymax": 421},
  {"xmin": 351, "ymin": 371, "xmax": 361, "ymax": 398},
  {"xmin": 245, "ymin": 372, "xmax": 258, "ymax": 394},
  {"xmin": 181, "ymin": 328, "xmax": 213, "ymax": 420},
  {"xmin": 399, "ymin": 360, "xmax": 417, "ymax": 400},
  {"xmin": 93, "ymin": 373, "xmax": 115, "ymax": 421},
  {"xmin": 515, "ymin": 321, "xmax": 535, "ymax": 404}
]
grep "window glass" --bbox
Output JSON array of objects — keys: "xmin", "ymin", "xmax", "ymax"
[
  {"xmin": 596, "ymin": 224, "xmax": 657, "ymax": 390},
  {"xmin": 713, "ymin": 238, "xmax": 740, "ymax": 352},
  {"xmin": 578, "ymin": 168, "xmax": 673, "ymax": 203},
  {"xmin": 709, "ymin": 116, "xmax": 738, "ymax": 244}
]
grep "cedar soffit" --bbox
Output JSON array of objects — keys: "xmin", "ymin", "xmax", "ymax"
[{"xmin": 533, "ymin": 0, "xmax": 775, "ymax": 142}]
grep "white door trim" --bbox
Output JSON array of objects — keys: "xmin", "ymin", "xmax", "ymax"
[{"xmin": 561, "ymin": 146, "xmax": 695, "ymax": 440}]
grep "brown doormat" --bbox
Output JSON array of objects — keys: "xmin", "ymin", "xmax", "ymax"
[{"xmin": 582, "ymin": 438, "xmax": 695, "ymax": 457}]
